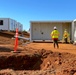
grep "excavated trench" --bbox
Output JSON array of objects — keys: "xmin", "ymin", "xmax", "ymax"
[
  {"xmin": 0, "ymin": 49, "xmax": 76, "ymax": 75},
  {"xmin": 0, "ymin": 49, "xmax": 53, "ymax": 70},
  {"xmin": 0, "ymin": 54, "xmax": 42, "ymax": 70}
]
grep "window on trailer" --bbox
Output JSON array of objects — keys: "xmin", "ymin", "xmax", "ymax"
[{"xmin": 0, "ymin": 20, "xmax": 3, "ymax": 25}]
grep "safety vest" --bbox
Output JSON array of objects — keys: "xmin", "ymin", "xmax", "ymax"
[
  {"xmin": 51, "ymin": 30, "xmax": 59, "ymax": 39},
  {"xmin": 63, "ymin": 32, "xmax": 69, "ymax": 38}
]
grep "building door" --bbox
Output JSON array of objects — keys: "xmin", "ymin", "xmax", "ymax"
[
  {"xmin": 32, "ymin": 23, "xmax": 41, "ymax": 40},
  {"xmin": 40, "ymin": 23, "xmax": 49, "ymax": 40}
]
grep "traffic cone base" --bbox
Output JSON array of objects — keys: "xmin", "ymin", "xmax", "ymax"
[{"xmin": 11, "ymin": 51, "xmax": 21, "ymax": 53}]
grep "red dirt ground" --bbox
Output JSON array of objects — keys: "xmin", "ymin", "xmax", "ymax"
[{"xmin": 0, "ymin": 31, "xmax": 76, "ymax": 75}]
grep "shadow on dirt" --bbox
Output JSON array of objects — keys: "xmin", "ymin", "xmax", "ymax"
[
  {"xmin": 0, "ymin": 31, "xmax": 14, "ymax": 38},
  {"xmin": 0, "ymin": 53, "xmax": 42, "ymax": 70},
  {"xmin": 0, "ymin": 47, "xmax": 22, "ymax": 52}
]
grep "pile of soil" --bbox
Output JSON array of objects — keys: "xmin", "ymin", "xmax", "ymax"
[
  {"xmin": 0, "ymin": 49, "xmax": 76, "ymax": 75},
  {"xmin": 0, "ymin": 31, "xmax": 76, "ymax": 75},
  {"xmin": 0, "ymin": 31, "xmax": 29, "ymax": 45}
]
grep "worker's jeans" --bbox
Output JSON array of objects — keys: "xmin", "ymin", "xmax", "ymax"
[{"xmin": 53, "ymin": 39, "xmax": 59, "ymax": 48}]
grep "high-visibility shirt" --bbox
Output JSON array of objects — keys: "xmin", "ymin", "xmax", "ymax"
[
  {"xmin": 51, "ymin": 30, "xmax": 59, "ymax": 39},
  {"xmin": 63, "ymin": 32, "xmax": 69, "ymax": 38}
]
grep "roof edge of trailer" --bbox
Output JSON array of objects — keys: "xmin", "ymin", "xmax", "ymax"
[
  {"xmin": 0, "ymin": 18, "xmax": 10, "ymax": 19},
  {"xmin": 30, "ymin": 20, "xmax": 73, "ymax": 23}
]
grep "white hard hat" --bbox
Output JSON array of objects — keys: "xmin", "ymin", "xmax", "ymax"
[{"xmin": 54, "ymin": 26, "xmax": 57, "ymax": 29}]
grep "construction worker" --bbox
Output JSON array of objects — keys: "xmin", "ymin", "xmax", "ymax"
[
  {"xmin": 51, "ymin": 26, "xmax": 60, "ymax": 48},
  {"xmin": 63, "ymin": 29, "xmax": 70, "ymax": 43}
]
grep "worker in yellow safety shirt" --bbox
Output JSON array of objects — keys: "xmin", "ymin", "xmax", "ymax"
[
  {"xmin": 51, "ymin": 26, "xmax": 60, "ymax": 48},
  {"xmin": 63, "ymin": 29, "xmax": 70, "ymax": 43}
]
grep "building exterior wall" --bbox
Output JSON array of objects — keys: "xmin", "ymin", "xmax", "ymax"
[
  {"xmin": 17, "ymin": 22, "xmax": 22, "ymax": 31},
  {"xmin": 9, "ymin": 19, "xmax": 15, "ymax": 31},
  {"xmin": 0, "ymin": 18, "xmax": 23, "ymax": 31},
  {"xmin": 15, "ymin": 21, "xmax": 18, "ymax": 30},
  {"xmin": 30, "ymin": 21, "xmax": 72, "ymax": 42},
  {"xmin": 19, "ymin": 24, "xmax": 23, "ymax": 32},
  {"xmin": 73, "ymin": 20, "xmax": 76, "ymax": 42},
  {"xmin": 0, "ymin": 18, "xmax": 9, "ymax": 30}
]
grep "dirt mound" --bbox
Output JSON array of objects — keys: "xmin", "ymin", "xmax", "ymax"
[
  {"xmin": 0, "ymin": 30, "xmax": 29, "ymax": 38},
  {"xmin": 0, "ymin": 31, "xmax": 15, "ymax": 38},
  {"xmin": 0, "ymin": 49, "xmax": 76, "ymax": 75},
  {"xmin": 0, "ymin": 53, "xmax": 41, "ymax": 70},
  {"xmin": 0, "ymin": 31, "xmax": 76, "ymax": 75},
  {"xmin": 0, "ymin": 69, "xmax": 17, "ymax": 75},
  {"xmin": 0, "ymin": 31, "xmax": 29, "ymax": 45}
]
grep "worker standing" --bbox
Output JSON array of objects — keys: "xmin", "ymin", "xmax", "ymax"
[
  {"xmin": 63, "ymin": 29, "xmax": 70, "ymax": 43},
  {"xmin": 51, "ymin": 26, "xmax": 60, "ymax": 48}
]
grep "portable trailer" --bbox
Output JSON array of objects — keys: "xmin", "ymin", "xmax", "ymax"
[{"xmin": 30, "ymin": 21, "xmax": 73, "ymax": 42}]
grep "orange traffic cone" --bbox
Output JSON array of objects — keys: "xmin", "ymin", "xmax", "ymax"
[
  {"xmin": 11, "ymin": 28, "xmax": 20, "ymax": 53},
  {"xmin": 14, "ymin": 28, "xmax": 18, "ymax": 52}
]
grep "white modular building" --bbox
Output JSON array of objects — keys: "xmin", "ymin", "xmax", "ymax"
[
  {"xmin": 17, "ymin": 22, "xmax": 23, "ymax": 32},
  {"xmin": 0, "ymin": 18, "xmax": 23, "ymax": 31},
  {"xmin": 30, "ymin": 20, "xmax": 76, "ymax": 42}
]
